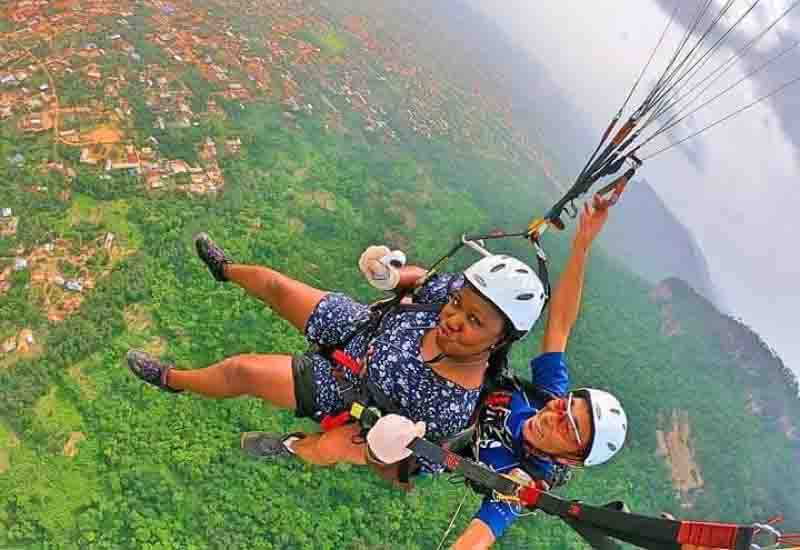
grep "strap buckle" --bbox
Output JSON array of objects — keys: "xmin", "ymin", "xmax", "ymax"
[{"xmin": 350, "ymin": 402, "xmax": 382, "ymax": 430}]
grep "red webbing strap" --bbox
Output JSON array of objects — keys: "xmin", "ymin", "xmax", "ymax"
[
  {"xmin": 320, "ymin": 411, "xmax": 351, "ymax": 432},
  {"xmin": 484, "ymin": 392, "xmax": 512, "ymax": 408},
  {"xmin": 319, "ymin": 349, "xmax": 364, "ymax": 431},
  {"xmin": 677, "ymin": 522, "xmax": 737, "ymax": 547},
  {"xmin": 410, "ymin": 436, "xmax": 758, "ymax": 550},
  {"xmin": 780, "ymin": 532, "xmax": 800, "ymax": 546},
  {"xmin": 527, "ymin": 491, "xmax": 754, "ymax": 550},
  {"xmin": 677, "ymin": 521, "xmax": 751, "ymax": 550},
  {"xmin": 331, "ymin": 350, "xmax": 362, "ymax": 375},
  {"xmin": 519, "ymin": 485, "xmax": 543, "ymax": 508}
]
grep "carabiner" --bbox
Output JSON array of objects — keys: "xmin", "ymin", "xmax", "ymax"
[
  {"xmin": 751, "ymin": 523, "xmax": 782, "ymax": 550},
  {"xmin": 461, "ymin": 234, "xmax": 493, "ymax": 258},
  {"xmin": 530, "ymin": 238, "xmax": 547, "ymax": 262},
  {"xmin": 566, "ymin": 200, "xmax": 579, "ymax": 219}
]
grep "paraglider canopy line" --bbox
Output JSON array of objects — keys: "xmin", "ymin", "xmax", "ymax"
[
  {"xmin": 541, "ymin": 0, "xmax": 800, "ymax": 224},
  {"xmin": 641, "ymin": 72, "xmax": 800, "ymax": 161}
]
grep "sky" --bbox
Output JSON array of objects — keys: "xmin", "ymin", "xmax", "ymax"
[{"xmin": 467, "ymin": 0, "xmax": 800, "ymax": 376}]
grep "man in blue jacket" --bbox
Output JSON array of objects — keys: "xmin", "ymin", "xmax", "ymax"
[{"xmin": 450, "ymin": 194, "xmax": 628, "ymax": 549}]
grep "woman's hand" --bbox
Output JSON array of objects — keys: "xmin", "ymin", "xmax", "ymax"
[{"xmin": 366, "ymin": 414, "xmax": 426, "ymax": 464}]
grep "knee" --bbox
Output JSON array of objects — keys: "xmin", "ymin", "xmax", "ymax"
[
  {"xmin": 255, "ymin": 266, "xmax": 284, "ymax": 297},
  {"xmin": 294, "ymin": 435, "xmax": 339, "ymax": 467},
  {"xmin": 314, "ymin": 437, "xmax": 346, "ymax": 465}
]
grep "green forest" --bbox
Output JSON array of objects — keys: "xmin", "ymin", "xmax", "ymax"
[
  {"xmin": 2, "ymin": 99, "xmax": 798, "ymax": 549},
  {"xmin": 1, "ymin": 1, "xmax": 798, "ymax": 549}
]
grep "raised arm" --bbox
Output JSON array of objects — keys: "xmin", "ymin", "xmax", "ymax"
[{"xmin": 541, "ymin": 194, "xmax": 613, "ymax": 353}]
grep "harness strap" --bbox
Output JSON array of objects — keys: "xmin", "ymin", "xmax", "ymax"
[
  {"xmin": 331, "ymin": 349, "xmax": 362, "ymax": 375},
  {"xmin": 319, "ymin": 301, "xmax": 446, "ymax": 431},
  {"xmin": 440, "ymin": 425, "xmax": 476, "ymax": 454},
  {"xmin": 563, "ymin": 518, "xmax": 622, "ymax": 550},
  {"xmin": 408, "ymin": 437, "xmax": 519, "ymax": 495},
  {"xmin": 409, "ymin": 436, "xmax": 757, "ymax": 550},
  {"xmin": 521, "ymin": 489, "xmax": 755, "ymax": 550},
  {"xmin": 320, "ymin": 411, "xmax": 352, "ymax": 432},
  {"xmin": 320, "ymin": 349, "xmax": 365, "ymax": 431}
]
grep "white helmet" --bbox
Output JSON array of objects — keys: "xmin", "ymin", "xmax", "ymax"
[
  {"xmin": 575, "ymin": 388, "xmax": 628, "ymax": 467},
  {"xmin": 463, "ymin": 255, "xmax": 546, "ymax": 335}
]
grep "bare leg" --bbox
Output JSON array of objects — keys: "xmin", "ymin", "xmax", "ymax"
[
  {"xmin": 291, "ymin": 427, "xmax": 411, "ymax": 490},
  {"xmin": 225, "ymin": 264, "xmax": 328, "ymax": 332},
  {"xmin": 167, "ymin": 354, "xmax": 297, "ymax": 409},
  {"xmin": 239, "ymin": 427, "xmax": 367, "ymax": 466},
  {"xmin": 290, "ymin": 424, "xmax": 367, "ymax": 466}
]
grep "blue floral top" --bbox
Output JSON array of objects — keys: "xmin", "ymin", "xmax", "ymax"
[{"xmin": 305, "ymin": 273, "xmax": 480, "ymax": 470}]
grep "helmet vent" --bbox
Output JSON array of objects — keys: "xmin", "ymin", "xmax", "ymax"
[
  {"xmin": 607, "ymin": 442, "xmax": 618, "ymax": 452},
  {"xmin": 516, "ymin": 293, "xmax": 535, "ymax": 301},
  {"xmin": 473, "ymin": 274, "xmax": 487, "ymax": 287},
  {"xmin": 610, "ymin": 408, "xmax": 621, "ymax": 415},
  {"xmin": 622, "ymin": 423, "xmax": 627, "ymax": 430},
  {"xmin": 490, "ymin": 263, "xmax": 506, "ymax": 273},
  {"xmin": 516, "ymin": 268, "xmax": 529, "ymax": 274}
]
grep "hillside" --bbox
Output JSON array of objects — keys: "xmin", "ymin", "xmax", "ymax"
[
  {"xmin": 600, "ymin": 178, "xmax": 725, "ymax": 308},
  {"xmin": 651, "ymin": 277, "xmax": 800, "ymax": 525},
  {"xmin": 653, "ymin": 278, "xmax": 800, "ymax": 445}
]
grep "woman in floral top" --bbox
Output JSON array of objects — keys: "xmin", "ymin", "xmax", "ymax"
[{"xmin": 126, "ymin": 235, "xmax": 546, "ymax": 471}]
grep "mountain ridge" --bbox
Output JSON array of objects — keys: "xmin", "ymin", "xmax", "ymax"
[{"xmin": 600, "ymin": 177, "xmax": 726, "ymax": 310}]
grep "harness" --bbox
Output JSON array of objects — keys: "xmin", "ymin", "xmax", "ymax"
[
  {"xmin": 317, "ymin": 300, "xmax": 446, "ymax": 434},
  {"xmin": 310, "ymin": 299, "xmax": 448, "ymax": 485},
  {"xmin": 408, "ymin": 436, "xmax": 789, "ymax": 550},
  {"xmin": 460, "ymin": 374, "xmax": 573, "ymax": 491}
]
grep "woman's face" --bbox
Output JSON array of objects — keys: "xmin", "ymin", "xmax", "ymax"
[
  {"xmin": 521, "ymin": 395, "xmax": 592, "ymax": 464},
  {"xmin": 436, "ymin": 286, "xmax": 506, "ymax": 358}
]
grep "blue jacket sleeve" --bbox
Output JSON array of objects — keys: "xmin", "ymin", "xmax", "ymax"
[
  {"xmin": 474, "ymin": 497, "xmax": 521, "ymax": 539},
  {"xmin": 529, "ymin": 352, "xmax": 570, "ymax": 397}
]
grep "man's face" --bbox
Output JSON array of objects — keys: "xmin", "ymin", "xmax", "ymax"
[{"xmin": 521, "ymin": 395, "xmax": 592, "ymax": 465}]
